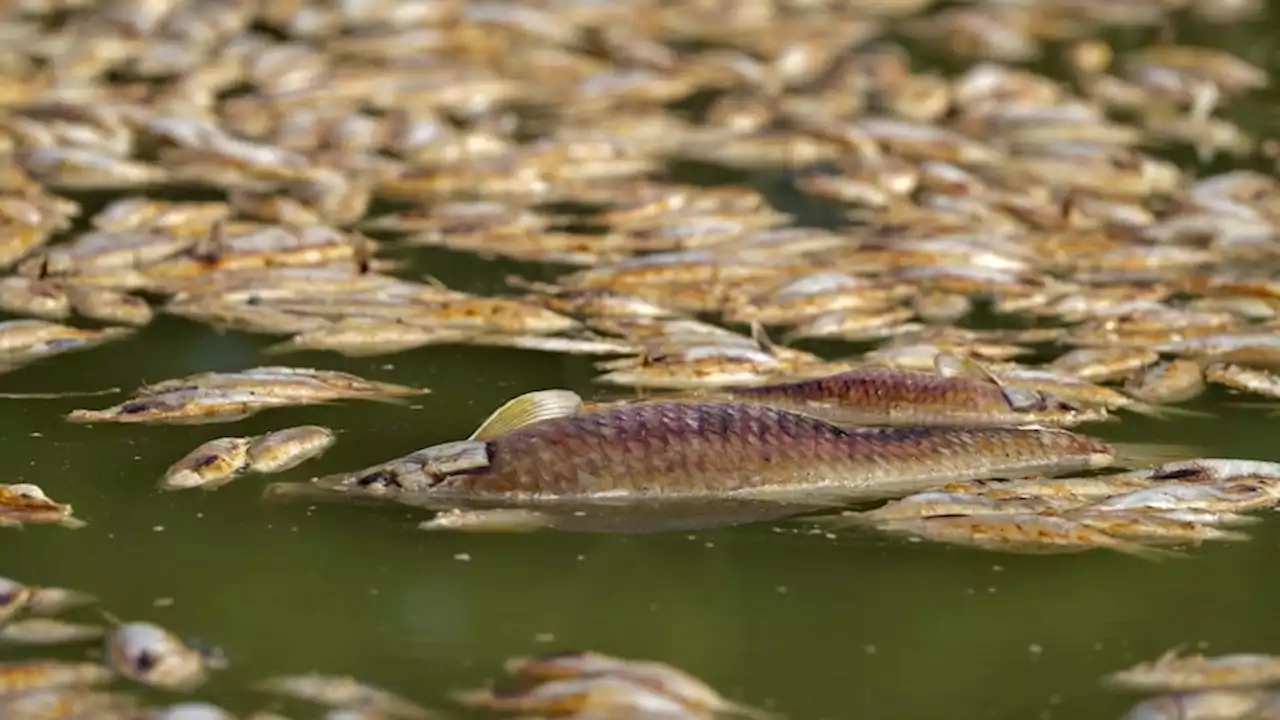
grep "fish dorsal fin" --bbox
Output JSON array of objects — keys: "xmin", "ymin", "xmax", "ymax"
[
  {"xmin": 934, "ymin": 352, "xmax": 1043, "ymax": 409},
  {"xmin": 468, "ymin": 389, "xmax": 584, "ymax": 441},
  {"xmin": 750, "ymin": 320, "xmax": 780, "ymax": 356},
  {"xmin": 934, "ymin": 352, "xmax": 1000, "ymax": 385}
]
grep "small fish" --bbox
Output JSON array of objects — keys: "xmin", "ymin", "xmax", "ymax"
[
  {"xmin": 26, "ymin": 586, "xmax": 96, "ymax": 615},
  {"xmin": 288, "ymin": 389, "xmax": 1123, "ymax": 507},
  {"xmin": 254, "ymin": 674, "xmax": 430, "ymax": 719},
  {"xmin": 1120, "ymin": 690, "xmax": 1274, "ymax": 720},
  {"xmin": 0, "ymin": 687, "xmax": 138, "ymax": 719},
  {"xmin": 150, "ymin": 702, "xmax": 238, "ymax": 720},
  {"xmin": 1090, "ymin": 482, "xmax": 1280, "ymax": 514},
  {"xmin": 1067, "ymin": 511, "xmax": 1251, "ymax": 545},
  {"xmin": 455, "ymin": 676, "xmax": 700, "ymax": 718},
  {"xmin": 1107, "ymin": 650, "xmax": 1280, "ymax": 692},
  {"xmin": 0, "ymin": 484, "xmax": 85, "ymax": 529},
  {"xmin": 0, "ymin": 660, "xmax": 113, "ymax": 697},
  {"xmin": 846, "ymin": 492, "xmax": 1083, "ymax": 523},
  {"xmin": 503, "ymin": 651, "xmax": 770, "ymax": 719},
  {"xmin": 159, "ymin": 437, "xmax": 252, "ymax": 490},
  {"xmin": 105, "ymin": 621, "xmax": 211, "ymax": 692},
  {"xmin": 1125, "ymin": 360, "xmax": 1206, "ymax": 405},
  {"xmin": 1205, "ymin": 363, "xmax": 1280, "ymax": 399},
  {"xmin": 875, "ymin": 514, "xmax": 1174, "ymax": 558},
  {"xmin": 1049, "ymin": 347, "xmax": 1160, "ymax": 383},
  {"xmin": 247, "ymin": 426, "xmax": 336, "ymax": 474},
  {"xmin": 0, "ymin": 617, "xmax": 104, "ymax": 645}
]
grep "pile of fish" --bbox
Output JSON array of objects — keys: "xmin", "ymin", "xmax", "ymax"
[
  {"xmin": 456, "ymin": 651, "xmax": 765, "ymax": 720},
  {"xmin": 1109, "ymin": 650, "xmax": 1280, "ymax": 720},
  {"xmin": 67, "ymin": 366, "xmax": 427, "ymax": 425},
  {"xmin": 831, "ymin": 458, "xmax": 1280, "ymax": 557},
  {"xmin": 2, "ymin": 0, "xmax": 1280, "ymax": 717},
  {"xmin": 0, "ymin": 0, "xmax": 1268, "ymax": 410}
]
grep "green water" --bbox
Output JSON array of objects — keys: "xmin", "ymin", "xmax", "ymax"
[{"xmin": 9, "ymin": 10, "xmax": 1280, "ymax": 720}]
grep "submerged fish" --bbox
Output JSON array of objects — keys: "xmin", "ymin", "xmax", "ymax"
[{"xmin": 275, "ymin": 389, "xmax": 1119, "ymax": 508}]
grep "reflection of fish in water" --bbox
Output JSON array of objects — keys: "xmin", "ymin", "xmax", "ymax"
[{"xmin": 265, "ymin": 389, "xmax": 1158, "ymax": 532}]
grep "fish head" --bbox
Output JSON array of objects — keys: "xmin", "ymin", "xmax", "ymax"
[{"xmin": 309, "ymin": 441, "xmax": 493, "ymax": 497}]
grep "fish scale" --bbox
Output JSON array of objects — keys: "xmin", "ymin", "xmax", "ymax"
[{"xmin": 436, "ymin": 402, "xmax": 1114, "ymax": 500}]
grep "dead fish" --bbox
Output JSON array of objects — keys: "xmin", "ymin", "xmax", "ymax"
[
  {"xmin": 247, "ymin": 426, "xmax": 336, "ymax": 474},
  {"xmin": 26, "ymin": 586, "xmax": 96, "ymax": 615},
  {"xmin": 1204, "ymin": 363, "xmax": 1280, "ymax": 399},
  {"xmin": 719, "ymin": 355, "xmax": 1104, "ymax": 428},
  {"xmin": 64, "ymin": 285, "xmax": 154, "ymax": 326},
  {"xmin": 0, "ymin": 660, "xmax": 113, "ymax": 697},
  {"xmin": 455, "ymin": 676, "xmax": 703, "ymax": 718},
  {"xmin": 874, "ymin": 514, "xmax": 1175, "ymax": 558},
  {"xmin": 0, "ymin": 687, "xmax": 138, "ymax": 719},
  {"xmin": 503, "ymin": 651, "xmax": 766, "ymax": 719},
  {"xmin": 159, "ymin": 437, "xmax": 252, "ymax": 490},
  {"xmin": 1089, "ymin": 482, "xmax": 1280, "ymax": 514},
  {"xmin": 1067, "ymin": 511, "xmax": 1250, "ymax": 545},
  {"xmin": 150, "ymin": 702, "xmax": 238, "ymax": 720},
  {"xmin": 0, "ymin": 276, "xmax": 70, "ymax": 320},
  {"xmin": 845, "ymin": 492, "xmax": 1083, "ymax": 523},
  {"xmin": 255, "ymin": 674, "xmax": 429, "ymax": 719},
  {"xmin": 1049, "ymin": 347, "xmax": 1160, "ymax": 383},
  {"xmin": 287, "ymin": 388, "xmax": 1124, "ymax": 507},
  {"xmin": 0, "ymin": 484, "xmax": 85, "ymax": 529},
  {"xmin": 0, "ymin": 578, "xmax": 30, "ymax": 622},
  {"xmin": 1107, "ymin": 650, "xmax": 1280, "ymax": 692},
  {"xmin": 0, "ymin": 617, "xmax": 104, "ymax": 645},
  {"xmin": 1125, "ymin": 360, "xmax": 1207, "ymax": 405},
  {"xmin": 105, "ymin": 622, "xmax": 211, "ymax": 692},
  {"xmin": 1120, "ymin": 690, "xmax": 1274, "ymax": 720}
]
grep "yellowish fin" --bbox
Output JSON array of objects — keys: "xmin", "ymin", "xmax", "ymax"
[
  {"xmin": 749, "ymin": 320, "xmax": 782, "ymax": 357},
  {"xmin": 468, "ymin": 389, "xmax": 584, "ymax": 442}
]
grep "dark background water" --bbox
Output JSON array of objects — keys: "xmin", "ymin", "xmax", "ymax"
[{"xmin": 7, "ymin": 5, "xmax": 1280, "ymax": 718}]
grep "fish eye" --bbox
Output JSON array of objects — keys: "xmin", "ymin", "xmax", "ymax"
[
  {"xmin": 133, "ymin": 649, "xmax": 158, "ymax": 674},
  {"xmin": 356, "ymin": 471, "xmax": 401, "ymax": 490},
  {"xmin": 120, "ymin": 401, "xmax": 150, "ymax": 415}
]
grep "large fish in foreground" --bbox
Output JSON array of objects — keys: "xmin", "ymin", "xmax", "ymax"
[{"xmin": 264, "ymin": 389, "xmax": 1159, "ymax": 532}]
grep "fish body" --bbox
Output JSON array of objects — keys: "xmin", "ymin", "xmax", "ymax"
[
  {"xmin": 334, "ymin": 400, "xmax": 1114, "ymax": 503},
  {"xmin": 247, "ymin": 426, "xmax": 336, "ymax": 473},
  {"xmin": 721, "ymin": 366, "xmax": 1102, "ymax": 427}
]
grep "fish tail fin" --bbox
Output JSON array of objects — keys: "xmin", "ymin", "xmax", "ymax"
[
  {"xmin": 1111, "ymin": 442, "xmax": 1199, "ymax": 469},
  {"xmin": 1123, "ymin": 402, "xmax": 1213, "ymax": 420}
]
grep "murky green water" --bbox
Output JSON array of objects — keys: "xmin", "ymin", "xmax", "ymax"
[{"xmin": 9, "ymin": 9, "xmax": 1280, "ymax": 720}]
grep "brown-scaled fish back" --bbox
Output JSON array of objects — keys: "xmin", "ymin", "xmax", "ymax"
[{"xmin": 439, "ymin": 401, "xmax": 1115, "ymax": 500}]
